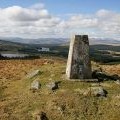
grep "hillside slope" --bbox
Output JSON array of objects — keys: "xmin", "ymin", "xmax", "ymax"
[
  {"xmin": 0, "ymin": 57, "xmax": 120, "ymax": 120},
  {"xmin": 0, "ymin": 40, "xmax": 28, "ymax": 52}
]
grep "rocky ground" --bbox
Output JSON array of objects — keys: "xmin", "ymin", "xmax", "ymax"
[{"xmin": 0, "ymin": 57, "xmax": 120, "ymax": 120}]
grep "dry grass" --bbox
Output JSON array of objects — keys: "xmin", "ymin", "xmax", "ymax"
[
  {"xmin": 92, "ymin": 61, "xmax": 120, "ymax": 75},
  {"xmin": 0, "ymin": 58, "xmax": 120, "ymax": 120},
  {"xmin": 101, "ymin": 64, "xmax": 120, "ymax": 75}
]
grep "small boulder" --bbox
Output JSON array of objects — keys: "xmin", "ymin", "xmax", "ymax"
[
  {"xmin": 90, "ymin": 87, "xmax": 108, "ymax": 97},
  {"xmin": 110, "ymin": 74, "xmax": 120, "ymax": 80},
  {"xmin": 92, "ymin": 70, "xmax": 108, "ymax": 81},
  {"xmin": 31, "ymin": 80, "xmax": 41, "ymax": 90},
  {"xmin": 27, "ymin": 70, "xmax": 41, "ymax": 79},
  {"xmin": 92, "ymin": 70, "xmax": 120, "ymax": 81},
  {"xmin": 35, "ymin": 112, "xmax": 48, "ymax": 120},
  {"xmin": 46, "ymin": 82, "xmax": 58, "ymax": 90},
  {"xmin": 115, "ymin": 80, "xmax": 120, "ymax": 85}
]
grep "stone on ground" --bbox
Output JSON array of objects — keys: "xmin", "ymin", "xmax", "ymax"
[
  {"xmin": 35, "ymin": 112, "xmax": 48, "ymax": 120},
  {"xmin": 46, "ymin": 82, "xmax": 58, "ymax": 90},
  {"xmin": 30, "ymin": 80, "xmax": 41, "ymax": 90},
  {"xmin": 90, "ymin": 87, "xmax": 108, "ymax": 97},
  {"xmin": 92, "ymin": 70, "xmax": 120, "ymax": 81},
  {"xmin": 26, "ymin": 70, "xmax": 41, "ymax": 79},
  {"xmin": 115, "ymin": 80, "xmax": 120, "ymax": 85}
]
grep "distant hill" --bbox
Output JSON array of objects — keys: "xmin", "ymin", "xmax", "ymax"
[
  {"xmin": 0, "ymin": 37, "xmax": 120, "ymax": 45},
  {"xmin": 0, "ymin": 37, "xmax": 69, "ymax": 45},
  {"xmin": 0, "ymin": 39, "xmax": 120, "ymax": 53},
  {"xmin": 90, "ymin": 44, "xmax": 120, "ymax": 52},
  {"xmin": 0, "ymin": 39, "xmax": 120, "ymax": 63},
  {"xmin": 0, "ymin": 39, "xmax": 24, "ymax": 46},
  {"xmin": 89, "ymin": 38, "xmax": 120, "ymax": 45},
  {"xmin": 0, "ymin": 40, "xmax": 28, "ymax": 52}
]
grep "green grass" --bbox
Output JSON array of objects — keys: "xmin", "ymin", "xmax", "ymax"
[{"xmin": 0, "ymin": 58, "xmax": 120, "ymax": 120}]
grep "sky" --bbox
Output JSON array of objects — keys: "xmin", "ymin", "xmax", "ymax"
[{"xmin": 0, "ymin": 0, "xmax": 120, "ymax": 39}]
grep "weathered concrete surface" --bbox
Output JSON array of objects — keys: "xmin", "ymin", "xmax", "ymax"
[{"xmin": 66, "ymin": 35, "xmax": 92, "ymax": 79}]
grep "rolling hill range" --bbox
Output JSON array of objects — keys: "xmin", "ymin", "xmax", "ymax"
[
  {"xmin": 0, "ymin": 39, "xmax": 120, "ymax": 52},
  {"xmin": 0, "ymin": 37, "xmax": 120, "ymax": 45},
  {"xmin": 0, "ymin": 40, "xmax": 28, "ymax": 52},
  {"xmin": 0, "ymin": 39, "xmax": 120, "ymax": 63}
]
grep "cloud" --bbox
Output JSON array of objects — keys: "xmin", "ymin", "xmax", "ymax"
[
  {"xmin": 57, "ymin": 9, "xmax": 120, "ymax": 38},
  {"xmin": 96, "ymin": 9, "xmax": 113, "ymax": 18},
  {"xmin": 30, "ymin": 3, "xmax": 45, "ymax": 9},
  {"xmin": 0, "ymin": 3, "xmax": 61, "ymax": 38},
  {"xmin": 59, "ymin": 15, "xmax": 98, "ymax": 28},
  {"xmin": 0, "ymin": 3, "xmax": 120, "ymax": 39},
  {"xmin": 96, "ymin": 9, "xmax": 120, "ymax": 37},
  {"xmin": 1, "ymin": 6, "xmax": 50, "ymax": 21}
]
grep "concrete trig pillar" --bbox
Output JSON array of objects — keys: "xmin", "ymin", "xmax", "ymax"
[{"xmin": 66, "ymin": 35, "xmax": 92, "ymax": 79}]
